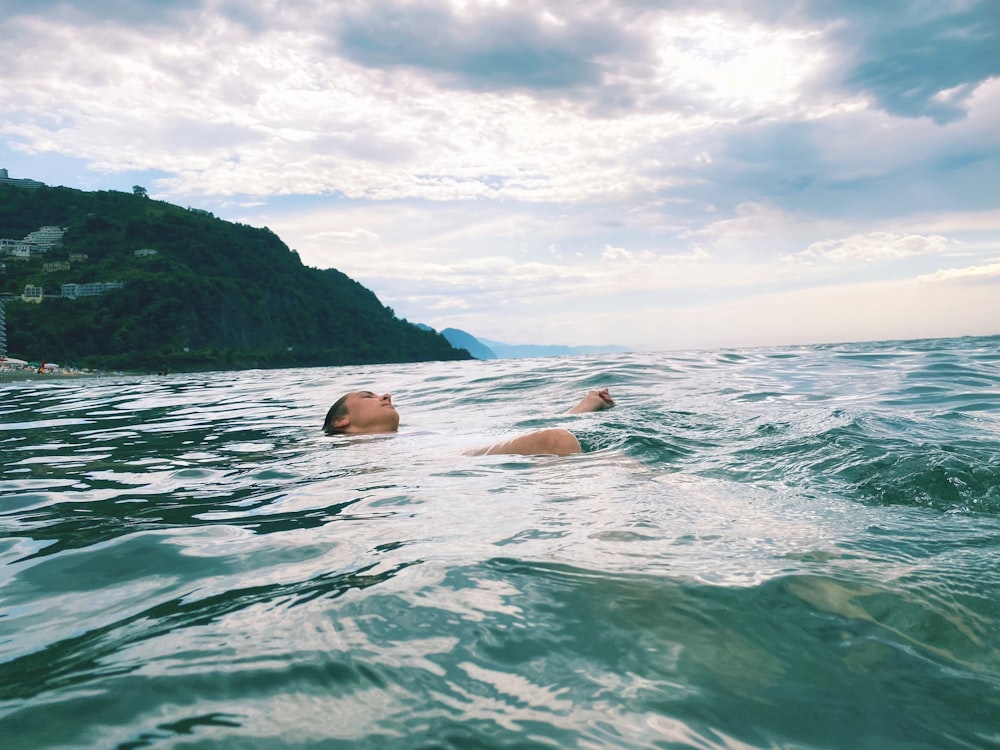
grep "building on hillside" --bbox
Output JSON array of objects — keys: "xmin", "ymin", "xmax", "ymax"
[
  {"xmin": 0, "ymin": 239, "xmax": 30, "ymax": 257},
  {"xmin": 22, "ymin": 285, "xmax": 43, "ymax": 303},
  {"xmin": 0, "ymin": 168, "xmax": 45, "ymax": 189},
  {"xmin": 134, "ymin": 248, "xmax": 158, "ymax": 257},
  {"xmin": 60, "ymin": 281, "xmax": 125, "ymax": 299},
  {"xmin": 69, "ymin": 253, "xmax": 89, "ymax": 263},
  {"xmin": 44, "ymin": 261, "xmax": 71, "ymax": 272},
  {"xmin": 23, "ymin": 226, "xmax": 64, "ymax": 252},
  {"xmin": 0, "ymin": 232, "xmax": 63, "ymax": 258}
]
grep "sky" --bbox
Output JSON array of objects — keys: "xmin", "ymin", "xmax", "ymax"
[{"xmin": 2, "ymin": 0, "xmax": 998, "ymax": 352}]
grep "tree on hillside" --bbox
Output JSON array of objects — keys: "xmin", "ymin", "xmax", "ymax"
[{"xmin": 133, "ymin": 185, "xmax": 148, "ymax": 198}]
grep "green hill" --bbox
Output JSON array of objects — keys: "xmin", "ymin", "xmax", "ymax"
[{"xmin": 0, "ymin": 184, "xmax": 469, "ymax": 371}]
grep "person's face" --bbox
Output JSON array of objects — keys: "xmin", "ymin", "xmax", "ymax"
[{"xmin": 335, "ymin": 391, "xmax": 400, "ymax": 434}]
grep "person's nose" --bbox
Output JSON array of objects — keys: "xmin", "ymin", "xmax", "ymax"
[{"xmin": 381, "ymin": 393, "xmax": 392, "ymax": 404}]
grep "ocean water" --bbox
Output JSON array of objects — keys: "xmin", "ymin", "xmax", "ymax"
[{"xmin": 1, "ymin": 335, "xmax": 999, "ymax": 749}]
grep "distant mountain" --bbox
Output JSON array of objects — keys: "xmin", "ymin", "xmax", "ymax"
[
  {"xmin": 480, "ymin": 340, "xmax": 580, "ymax": 358},
  {"xmin": 0, "ymin": 184, "xmax": 470, "ymax": 371},
  {"xmin": 480, "ymin": 339, "xmax": 629, "ymax": 359},
  {"xmin": 429, "ymin": 327, "xmax": 627, "ymax": 360},
  {"xmin": 440, "ymin": 328, "xmax": 497, "ymax": 359}
]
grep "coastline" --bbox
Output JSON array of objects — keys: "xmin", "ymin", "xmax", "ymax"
[
  {"xmin": 0, "ymin": 369, "xmax": 99, "ymax": 382},
  {"xmin": 0, "ymin": 369, "xmax": 42, "ymax": 382}
]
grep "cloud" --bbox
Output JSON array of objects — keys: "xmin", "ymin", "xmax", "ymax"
[
  {"xmin": 600, "ymin": 244, "xmax": 708, "ymax": 265},
  {"xmin": 3, "ymin": 0, "xmax": 991, "ymax": 215},
  {"xmin": 786, "ymin": 232, "xmax": 958, "ymax": 264},
  {"xmin": 2, "ymin": 0, "xmax": 202, "ymax": 26},
  {"xmin": 683, "ymin": 201, "xmax": 789, "ymax": 242},
  {"xmin": 308, "ymin": 228, "xmax": 381, "ymax": 244},
  {"xmin": 211, "ymin": 1, "xmax": 1000, "ymax": 125},
  {"xmin": 677, "ymin": 202, "xmax": 832, "ymax": 261},
  {"xmin": 835, "ymin": 3, "xmax": 1000, "ymax": 123},
  {"xmin": 916, "ymin": 261, "xmax": 1000, "ymax": 284},
  {"xmin": 0, "ymin": 1, "xmax": 847, "ymax": 204},
  {"xmin": 728, "ymin": 0, "xmax": 1000, "ymax": 124},
  {"xmin": 329, "ymin": 1, "xmax": 643, "ymax": 93},
  {"xmin": 663, "ymin": 74, "xmax": 1000, "ymax": 229}
]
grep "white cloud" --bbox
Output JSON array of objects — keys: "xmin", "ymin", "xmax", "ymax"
[
  {"xmin": 598, "ymin": 244, "xmax": 710, "ymax": 269},
  {"xmin": 308, "ymin": 228, "xmax": 381, "ymax": 244},
  {"xmin": 647, "ymin": 13, "xmax": 833, "ymax": 116},
  {"xmin": 683, "ymin": 202, "xmax": 790, "ymax": 243},
  {"xmin": 786, "ymin": 232, "xmax": 958, "ymax": 264},
  {"xmin": 0, "ymin": 5, "xmax": 853, "ymax": 205},
  {"xmin": 916, "ymin": 261, "xmax": 1000, "ymax": 284}
]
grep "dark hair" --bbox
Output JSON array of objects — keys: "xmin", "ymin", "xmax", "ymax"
[{"xmin": 322, "ymin": 393, "xmax": 351, "ymax": 434}]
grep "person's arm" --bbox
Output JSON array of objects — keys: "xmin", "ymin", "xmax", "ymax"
[
  {"xmin": 568, "ymin": 388, "xmax": 615, "ymax": 414},
  {"xmin": 465, "ymin": 428, "xmax": 582, "ymax": 456},
  {"xmin": 464, "ymin": 389, "xmax": 616, "ymax": 457}
]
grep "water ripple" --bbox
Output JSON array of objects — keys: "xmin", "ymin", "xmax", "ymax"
[{"xmin": 2, "ymin": 335, "xmax": 999, "ymax": 748}]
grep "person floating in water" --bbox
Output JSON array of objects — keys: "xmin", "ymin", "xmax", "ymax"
[{"xmin": 323, "ymin": 388, "xmax": 615, "ymax": 456}]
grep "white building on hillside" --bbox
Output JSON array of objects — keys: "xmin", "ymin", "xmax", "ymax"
[
  {"xmin": 22, "ymin": 285, "xmax": 43, "ymax": 303},
  {"xmin": 61, "ymin": 281, "xmax": 125, "ymax": 298},
  {"xmin": 23, "ymin": 226, "xmax": 64, "ymax": 252},
  {"xmin": 0, "ymin": 168, "xmax": 44, "ymax": 189}
]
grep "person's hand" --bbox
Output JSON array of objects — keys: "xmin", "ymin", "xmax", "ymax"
[
  {"xmin": 593, "ymin": 388, "xmax": 614, "ymax": 408},
  {"xmin": 568, "ymin": 388, "xmax": 615, "ymax": 413}
]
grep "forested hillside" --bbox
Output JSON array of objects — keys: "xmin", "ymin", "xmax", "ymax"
[{"xmin": 0, "ymin": 185, "xmax": 468, "ymax": 370}]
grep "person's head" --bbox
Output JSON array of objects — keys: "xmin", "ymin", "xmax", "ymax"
[{"xmin": 322, "ymin": 390, "xmax": 399, "ymax": 435}]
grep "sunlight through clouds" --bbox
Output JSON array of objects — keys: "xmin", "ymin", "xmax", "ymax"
[{"xmin": 648, "ymin": 13, "xmax": 830, "ymax": 116}]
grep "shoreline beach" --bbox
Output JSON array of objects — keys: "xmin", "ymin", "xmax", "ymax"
[{"xmin": 0, "ymin": 368, "xmax": 98, "ymax": 382}]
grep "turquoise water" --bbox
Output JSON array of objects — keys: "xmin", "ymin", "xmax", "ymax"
[{"xmin": 2, "ymin": 335, "xmax": 999, "ymax": 749}]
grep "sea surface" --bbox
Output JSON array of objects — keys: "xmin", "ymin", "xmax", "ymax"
[{"xmin": 2, "ymin": 335, "xmax": 999, "ymax": 749}]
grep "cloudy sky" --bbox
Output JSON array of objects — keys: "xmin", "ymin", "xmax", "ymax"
[{"xmin": 2, "ymin": 0, "xmax": 998, "ymax": 351}]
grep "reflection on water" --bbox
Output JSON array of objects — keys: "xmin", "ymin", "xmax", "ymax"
[{"xmin": 2, "ymin": 336, "xmax": 1000, "ymax": 748}]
